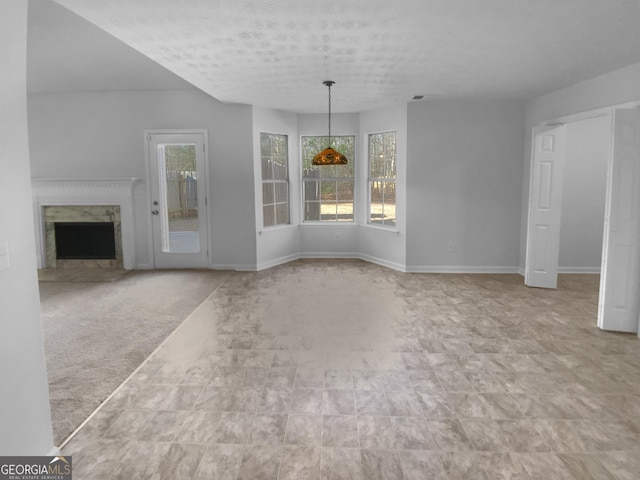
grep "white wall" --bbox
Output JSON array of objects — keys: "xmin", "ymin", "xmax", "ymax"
[
  {"xmin": 520, "ymin": 61, "xmax": 640, "ymax": 269},
  {"xmin": 28, "ymin": 89, "xmax": 256, "ymax": 270},
  {"xmin": 0, "ymin": 0, "xmax": 55, "ymax": 455},
  {"xmin": 406, "ymin": 100, "xmax": 525, "ymax": 272},
  {"xmin": 358, "ymin": 105, "xmax": 408, "ymax": 270},
  {"xmin": 253, "ymin": 107, "xmax": 301, "ymax": 269},
  {"xmin": 559, "ymin": 116, "xmax": 610, "ymax": 272}
]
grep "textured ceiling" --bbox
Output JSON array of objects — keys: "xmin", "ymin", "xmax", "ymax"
[{"xmin": 43, "ymin": 0, "xmax": 640, "ymax": 112}]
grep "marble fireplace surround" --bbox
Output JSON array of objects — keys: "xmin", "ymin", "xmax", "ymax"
[
  {"xmin": 32, "ymin": 179, "xmax": 140, "ymax": 270},
  {"xmin": 43, "ymin": 205, "xmax": 122, "ymax": 268}
]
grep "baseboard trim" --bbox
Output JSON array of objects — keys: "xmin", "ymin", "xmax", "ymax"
[
  {"xmin": 210, "ymin": 263, "xmax": 257, "ymax": 271},
  {"xmin": 558, "ymin": 267, "xmax": 601, "ymax": 274},
  {"xmin": 256, "ymin": 253, "xmax": 301, "ymax": 271},
  {"xmin": 405, "ymin": 265, "xmax": 520, "ymax": 274},
  {"xmin": 248, "ymin": 255, "xmax": 525, "ymax": 274},
  {"xmin": 299, "ymin": 252, "xmax": 360, "ymax": 259},
  {"xmin": 358, "ymin": 253, "xmax": 407, "ymax": 272},
  {"xmin": 257, "ymin": 252, "xmax": 407, "ymax": 272}
]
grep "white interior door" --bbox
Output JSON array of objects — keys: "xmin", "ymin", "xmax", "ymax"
[
  {"xmin": 598, "ymin": 109, "xmax": 640, "ymax": 333},
  {"xmin": 525, "ymin": 125, "xmax": 567, "ymax": 289},
  {"xmin": 147, "ymin": 132, "xmax": 209, "ymax": 268}
]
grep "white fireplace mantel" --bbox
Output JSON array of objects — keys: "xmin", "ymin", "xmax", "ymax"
[{"xmin": 32, "ymin": 178, "xmax": 140, "ymax": 269}]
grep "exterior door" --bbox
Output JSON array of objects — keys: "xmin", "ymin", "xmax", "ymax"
[
  {"xmin": 147, "ymin": 131, "xmax": 209, "ymax": 268},
  {"xmin": 598, "ymin": 109, "xmax": 640, "ymax": 333},
  {"xmin": 525, "ymin": 125, "xmax": 567, "ymax": 288}
]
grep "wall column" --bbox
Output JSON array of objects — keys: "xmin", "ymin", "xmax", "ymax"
[{"xmin": 0, "ymin": 0, "xmax": 56, "ymax": 454}]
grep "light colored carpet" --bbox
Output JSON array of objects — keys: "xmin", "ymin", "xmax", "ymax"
[{"xmin": 39, "ymin": 269, "xmax": 232, "ymax": 445}]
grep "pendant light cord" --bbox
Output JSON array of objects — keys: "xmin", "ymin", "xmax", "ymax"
[{"xmin": 327, "ymin": 82, "xmax": 332, "ymax": 147}]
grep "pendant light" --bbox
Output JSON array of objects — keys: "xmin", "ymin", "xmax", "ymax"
[{"xmin": 312, "ymin": 80, "xmax": 348, "ymax": 165}]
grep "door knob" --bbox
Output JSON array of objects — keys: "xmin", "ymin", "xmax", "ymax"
[{"xmin": 152, "ymin": 210, "xmax": 159, "ymax": 215}]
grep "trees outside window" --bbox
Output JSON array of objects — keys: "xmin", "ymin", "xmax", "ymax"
[
  {"xmin": 261, "ymin": 133, "xmax": 289, "ymax": 227},
  {"xmin": 368, "ymin": 131, "xmax": 396, "ymax": 226}
]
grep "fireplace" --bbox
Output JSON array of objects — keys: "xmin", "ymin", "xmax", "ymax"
[
  {"xmin": 54, "ymin": 222, "xmax": 117, "ymax": 260},
  {"xmin": 32, "ymin": 178, "xmax": 140, "ymax": 270},
  {"xmin": 44, "ymin": 205, "xmax": 123, "ymax": 268}
]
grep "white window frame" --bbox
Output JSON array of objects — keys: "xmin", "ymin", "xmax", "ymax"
[
  {"xmin": 301, "ymin": 135, "xmax": 356, "ymax": 223},
  {"xmin": 260, "ymin": 132, "xmax": 290, "ymax": 228},
  {"xmin": 367, "ymin": 131, "xmax": 397, "ymax": 227}
]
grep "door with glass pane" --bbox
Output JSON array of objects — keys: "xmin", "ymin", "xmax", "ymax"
[{"xmin": 147, "ymin": 132, "xmax": 209, "ymax": 268}]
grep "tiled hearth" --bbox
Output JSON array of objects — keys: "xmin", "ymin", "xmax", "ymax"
[{"xmin": 32, "ymin": 178, "xmax": 140, "ymax": 270}]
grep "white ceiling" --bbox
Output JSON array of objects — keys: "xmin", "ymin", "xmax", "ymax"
[{"xmin": 30, "ymin": 0, "xmax": 640, "ymax": 113}]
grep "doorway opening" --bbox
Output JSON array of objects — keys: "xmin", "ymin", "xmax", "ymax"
[
  {"xmin": 558, "ymin": 116, "xmax": 610, "ymax": 275},
  {"xmin": 525, "ymin": 107, "xmax": 640, "ymax": 334}
]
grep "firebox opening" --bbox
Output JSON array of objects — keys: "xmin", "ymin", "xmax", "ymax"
[{"xmin": 54, "ymin": 222, "xmax": 116, "ymax": 260}]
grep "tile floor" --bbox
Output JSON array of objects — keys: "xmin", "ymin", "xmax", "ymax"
[{"xmin": 62, "ymin": 259, "xmax": 640, "ymax": 479}]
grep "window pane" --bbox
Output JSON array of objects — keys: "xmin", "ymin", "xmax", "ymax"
[
  {"xmin": 369, "ymin": 131, "xmax": 396, "ymax": 179},
  {"xmin": 368, "ymin": 132, "xmax": 397, "ymax": 226},
  {"xmin": 304, "ymin": 180, "xmax": 320, "ymax": 202},
  {"xmin": 322, "ymin": 163, "xmax": 353, "ymax": 179},
  {"xmin": 162, "ymin": 144, "xmax": 200, "ymax": 253},
  {"xmin": 337, "ymin": 180, "xmax": 354, "ymax": 221},
  {"xmin": 274, "ymin": 182, "xmax": 288, "ymax": 203},
  {"xmin": 260, "ymin": 133, "xmax": 289, "ymax": 227},
  {"xmin": 321, "ymin": 180, "xmax": 337, "ymax": 201},
  {"xmin": 262, "ymin": 182, "xmax": 274, "ymax": 205},
  {"xmin": 304, "ymin": 201, "xmax": 321, "ymax": 221},
  {"xmin": 273, "ymin": 161, "xmax": 287, "ymax": 180},
  {"xmin": 261, "ymin": 156, "xmax": 272, "ymax": 180},
  {"xmin": 275, "ymin": 203, "xmax": 289, "ymax": 225},
  {"xmin": 263, "ymin": 205, "xmax": 275, "ymax": 227},
  {"xmin": 321, "ymin": 201, "xmax": 338, "ymax": 221},
  {"xmin": 260, "ymin": 134, "xmax": 271, "ymax": 157},
  {"xmin": 370, "ymin": 180, "xmax": 396, "ymax": 226}
]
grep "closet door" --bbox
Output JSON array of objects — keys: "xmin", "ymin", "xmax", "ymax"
[
  {"xmin": 525, "ymin": 125, "xmax": 567, "ymax": 289},
  {"xmin": 598, "ymin": 109, "xmax": 640, "ymax": 333}
]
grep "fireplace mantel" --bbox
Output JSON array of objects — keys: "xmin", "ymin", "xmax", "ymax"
[{"xmin": 32, "ymin": 178, "xmax": 140, "ymax": 269}]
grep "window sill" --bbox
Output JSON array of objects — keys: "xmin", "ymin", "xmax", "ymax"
[
  {"xmin": 362, "ymin": 223, "xmax": 400, "ymax": 235},
  {"xmin": 258, "ymin": 224, "xmax": 298, "ymax": 235},
  {"xmin": 300, "ymin": 222, "xmax": 357, "ymax": 228}
]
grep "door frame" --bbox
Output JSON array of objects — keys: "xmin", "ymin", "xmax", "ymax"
[
  {"xmin": 144, "ymin": 129, "xmax": 211, "ymax": 269},
  {"xmin": 524, "ymin": 100, "xmax": 640, "ymax": 333}
]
